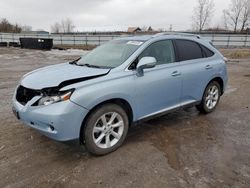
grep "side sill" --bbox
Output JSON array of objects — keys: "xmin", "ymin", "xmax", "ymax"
[
  {"xmin": 133, "ymin": 101, "xmax": 200, "ymax": 125},
  {"xmin": 180, "ymin": 101, "xmax": 200, "ymax": 110}
]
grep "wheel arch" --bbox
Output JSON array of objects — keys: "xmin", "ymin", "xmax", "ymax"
[
  {"xmin": 208, "ymin": 77, "xmax": 224, "ymax": 95},
  {"xmin": 79, "ymin": 98, "xmax": 134, "ymax": 144}
]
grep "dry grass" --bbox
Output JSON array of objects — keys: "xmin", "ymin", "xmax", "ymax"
[
  {"xmin": 53, "ymin": 44, "xmax": 97, "ymax": 50},
  {"xmin": 219, "ymin": 49, "xmax": 250, "ymax": 59}
]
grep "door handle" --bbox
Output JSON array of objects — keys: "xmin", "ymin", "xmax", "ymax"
[
  {"xmin": 205, "ymin": 65, "xmax": 213, "ymax": 70},
  {"xmin": 171, "ymin": 71, "xmax": 181, "ymax": 77}
]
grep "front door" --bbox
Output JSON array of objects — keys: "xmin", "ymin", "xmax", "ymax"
[{"xmin": 134, "ymin": 40, "xmax": 182, "ymax": 120}]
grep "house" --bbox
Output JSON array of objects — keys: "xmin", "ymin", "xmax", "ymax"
[
  {"xmin": 21, "ymin": 30, "xmax": 49, "ymax": 35},
  {"xmin": 127, "ymin": 27, "xmax": 141, "ymax": 33},
  {"xmin": 147, "ymin": 26, "xmax": 153, "ymax": 32}
]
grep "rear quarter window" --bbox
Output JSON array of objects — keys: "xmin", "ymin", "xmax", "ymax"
[
  {"xmin": 174, "ymin": 39, "xmax": 203, "ymax": 61},
  {"xmin": 200, "ymin": 44, "xmax": 215, "ymax": 57}
]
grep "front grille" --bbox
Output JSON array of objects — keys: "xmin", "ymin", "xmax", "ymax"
[{"xmin": 16, "ymin": 85, "xmax": 41, "ymax": 105}]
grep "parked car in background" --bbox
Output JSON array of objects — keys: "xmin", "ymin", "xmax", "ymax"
[{"xmin": 12, "ymin": 33, "xmax": 228, "ymax": 155}]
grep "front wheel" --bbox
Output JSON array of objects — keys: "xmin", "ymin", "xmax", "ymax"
[
  {"xmin": 196, "ymin": 81, "xmax": 221, "ymax": 114},
  {"xmin": 84, "ymin": 104, "xmax": 129, "ymax": 155}
]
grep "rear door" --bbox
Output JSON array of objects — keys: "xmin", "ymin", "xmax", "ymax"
[
  {"xmin": 134, "ymin": 40, "xmax": 182, "ymax": 119},
  {"xmin": 174, "ymin": 39, "xmax": 215, "ymax": 105}
]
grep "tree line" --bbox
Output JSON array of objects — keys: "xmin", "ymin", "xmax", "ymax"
[
  {"xmin": 51, "ymin": 18, "xmax": 75, "ymax": 33},
  {"xmin": 0, "ymin": 18, "xmax": 33, "ymax": 33},
  {"xmin": 193, "ymin": 0, "xmax": 250, "ymax": 32},
  {"xmin": 0, "ymin": 18, "xmax": 22, "ymax": 33},
  {"xmin": 1, "ymin": 0, "xmax": 249, "ymax": 34}
]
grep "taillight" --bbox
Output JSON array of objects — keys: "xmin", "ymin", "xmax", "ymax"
[{"xmin": 223, "ymin": 57, "xmax": 229, "ymax": 63}]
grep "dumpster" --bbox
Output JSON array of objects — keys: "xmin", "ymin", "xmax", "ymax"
[
  {"xmin": 9, "ymin": 42, "xmax": 20, "ymax": 47},
  {"xmin": 0, "ymin": 42, "xmax": 8, "ymax": 47},
  {"xmin": 19, "ymin": 38, "xmax": 53, "ymax": 50}
]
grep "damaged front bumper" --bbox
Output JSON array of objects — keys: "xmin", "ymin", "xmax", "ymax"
[{"xmin": 12, "ymin": 87, "xmax": 89, "ymax": 141}]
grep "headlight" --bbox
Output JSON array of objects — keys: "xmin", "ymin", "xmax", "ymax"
[{"xmin": 38, "ymin": 89, "xmax": 74, "ymax": 106}]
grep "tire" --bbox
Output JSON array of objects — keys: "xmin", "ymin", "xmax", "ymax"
[
  {"xmin": 196, "ymin": 81, "xmax": 221, "ymax": 114},
  {"xmin": 84, "ymin": 104, "xmax": 129, "ymax": 155}
]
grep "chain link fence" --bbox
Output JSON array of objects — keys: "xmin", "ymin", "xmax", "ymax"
[{"xmin": 0, "ymin": 32, "xmax": 249, "ymax": 47}]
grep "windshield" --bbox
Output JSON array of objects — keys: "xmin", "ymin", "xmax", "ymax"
[{"xmin": 77, "ymin": 40, "xmax": 143, "ymax": 68}]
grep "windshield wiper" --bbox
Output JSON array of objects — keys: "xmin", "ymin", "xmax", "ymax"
[
  {"xmin": 70, "ymin": 60, "xmax": 111, "ymax": 69},
  {"xmin": 81, "ymin": 63, "xmax": 113, "ymax": 69},
  {"xmin": 81, "ymin": 63, "xmax": 102, "ymax": 68},
  {"xmin": 69, "ymin": 57, "xmax": 81, "ymax": 65}
]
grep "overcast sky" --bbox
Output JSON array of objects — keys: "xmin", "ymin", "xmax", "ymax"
[{"xmin": 0, "ymin": 0, "xmax": 230, "ymax": 32}]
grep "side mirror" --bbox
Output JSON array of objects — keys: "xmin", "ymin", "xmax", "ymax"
[{"xmin": 136, "ymin": 56, "xmax": 156, "ymax": 76}]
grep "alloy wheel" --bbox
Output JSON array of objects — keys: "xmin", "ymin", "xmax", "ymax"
[
  {"xmin": 92, "ymin": 112, "xmax": 124, "ymax": 149},
  {"xmin": 205, "ymin": 85, "xmax": 219, "ymax": 110}
]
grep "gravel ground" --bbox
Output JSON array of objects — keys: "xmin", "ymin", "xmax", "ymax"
[{"xmin": 0, "ymin": 47, "xmax": 250, "ymax": 188}]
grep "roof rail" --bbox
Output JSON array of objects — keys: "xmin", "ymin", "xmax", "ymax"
[{"xmin": 153, "ymin": 32, "xmax": 201, "ymax": 39}]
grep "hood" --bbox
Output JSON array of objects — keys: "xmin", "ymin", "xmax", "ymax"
[{"xmin": 21, "ymin": 63, "xmax": 110, "ymax": 90}]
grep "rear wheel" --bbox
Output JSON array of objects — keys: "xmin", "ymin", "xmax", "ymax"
[
  {"xmin": 196, "ymin": 81, "xmax": 221, "ymax": 114},
  {"xmin": 84, "ymin": 104, "xmax": 129, "ymax": 155}
]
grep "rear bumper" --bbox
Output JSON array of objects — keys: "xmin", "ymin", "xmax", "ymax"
[{"xmin": 12, "ymin": 98, "xmax": 89, "ymax": 141}]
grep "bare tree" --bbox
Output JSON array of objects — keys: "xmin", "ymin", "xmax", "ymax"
[
  {"xmin": 61, "ymin": 18, "xmax": 75, "ymax": 33},
  {"xmin": 224, "ymin": 0, "xmax": 244, "ymax": 32},
  {"xmin": 0, "ymin": 18, "xmax": 12, "ymax": 32},
  {"xmin": 240, "ymin": 0, "xmax": 250, "ymax": 31},
  {"xmin": 193, "ymin": 0, "xmax": 215, "ymax": 32},
  {"xmin": 13, "ymin": 24, "xmax": 21, "ymax": 33},
  {"xmin": 51, "ymin": 22, "xmax": 60, "ymax": 33},
  {"xmin": 223, "ymin": 10, "xmax": 229, "ymax": 30},
  {"xmin": 0, "ymin": 18, "xmax": 22, "ymax": 33},
  {"xmin": 60, "ymin": 19, "xmax": 66, "ymax": 33},
  {"xmin": 51, "ymin": 18, "xmax": 75, "ymax": 33},
  {"xmin": 141, "ymin": 26, "xmax": 147, "ymax": 32}
]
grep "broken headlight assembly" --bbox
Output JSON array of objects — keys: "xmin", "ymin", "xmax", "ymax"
[{"xmin": 38, "ymin": 89, "xmax": 74, "ymax": 106}]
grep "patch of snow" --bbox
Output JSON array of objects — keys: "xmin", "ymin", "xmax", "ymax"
[
  {"xmin": 225, "ymin": 85, "xmax": 237, "ymax": 94},
  {"xmin": 46, "ymin": 49, "xmax": 88, "ymax": 56}
]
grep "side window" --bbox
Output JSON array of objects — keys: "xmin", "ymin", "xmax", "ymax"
[
  {"xmin": 200, "ymin": 44, "xmax": 214, "ymax": 57},
  {"xmin": 175, "ymin": 39, "xmax": 203, "ymax": 61},
  {"xmin": 138, "ymin": 40, "xmax": 176, "ymax": 65}
]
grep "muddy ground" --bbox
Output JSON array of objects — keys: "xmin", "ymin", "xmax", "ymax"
[{"xmin": 0, "ymin": 48, "xmax": 250, "ymax": 188}]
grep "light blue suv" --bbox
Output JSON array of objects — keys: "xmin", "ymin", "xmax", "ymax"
[{"xmin": 12, "ymin": 33, "xmax": 228, "ymax": 155}]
